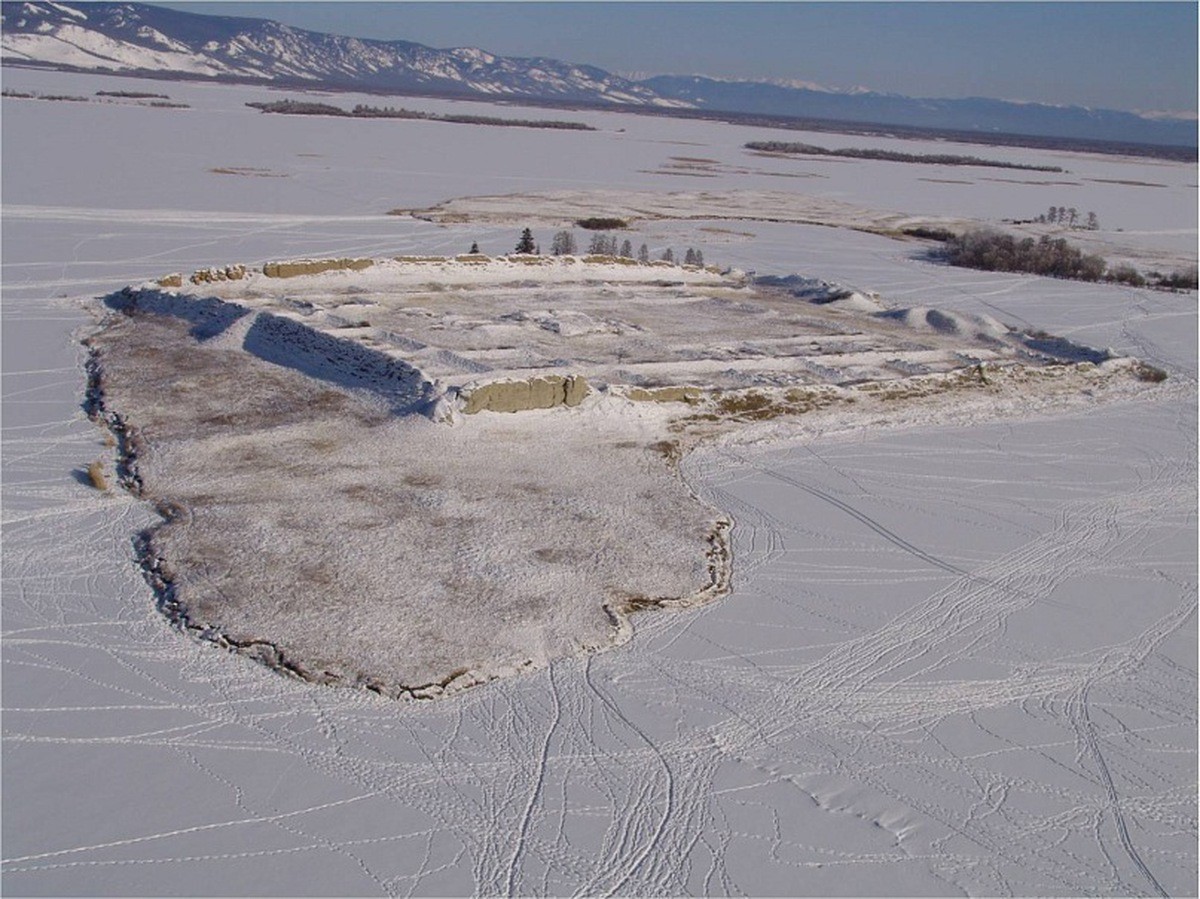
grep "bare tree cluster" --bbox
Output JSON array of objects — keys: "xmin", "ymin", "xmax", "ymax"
[
  {"xmin": 1036, "ymin": 206, "xmax": 1100, "ymax": 230},
  {"xmin": 550, "ymin": 230, "xmax": 577, "ymax": 255},
  {"xmin": 588, "ymin": 232, "xmax": 621, "ymax": 255},
  {"xmin": 941, "ymin": 230, "xmax": 1106, "ymax": 280},
  {"xmin": 941, "ymin": 231, "xmax": 1196, "ymax": 290}
]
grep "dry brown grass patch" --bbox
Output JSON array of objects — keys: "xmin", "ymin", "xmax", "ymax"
[
  {"xmin": 402, "ymin": 472, "xmax": 444, "ymax": 488},
  {"xmin": 651, "ymin": 440, "xmax": 682, "ymax": 466},
  {"xmin": 86, "ymin": 460, "xmax": 108, "ymax": 491},
  {"xmin": 1131, "ymin": 361, "xmax": 1169, "ymax": 383},
  {"xmin": 713, "ymin": 391, "xmax": 793, "ymax": 420}
]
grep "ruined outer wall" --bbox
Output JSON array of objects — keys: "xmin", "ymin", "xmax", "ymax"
[
  {"xmin": 263, "ymin": 258, "xmax": 375, "ymax": 278},
  {"xmin": 461, "ymin": 375, "xmax": 590, "ymax": 414}
]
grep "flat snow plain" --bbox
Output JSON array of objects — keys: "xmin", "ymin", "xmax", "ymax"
[{"xmin": 3, "ymin": 68, "xmax": 1197, "ymax": 897}]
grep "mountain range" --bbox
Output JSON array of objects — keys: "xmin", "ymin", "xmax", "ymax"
[{"xmin": 2, "ymin": 1, "xmax": 1195, "ymax": 148}]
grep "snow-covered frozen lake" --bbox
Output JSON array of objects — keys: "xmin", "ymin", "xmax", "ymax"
[{"xmin": 3, "ymin": 69, "xmax": 1196, "ymax": 896}]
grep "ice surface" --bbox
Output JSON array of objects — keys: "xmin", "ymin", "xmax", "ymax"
[{"xmin": 3, "ymin": 69, "xmax": 1195, "ymax": 897}]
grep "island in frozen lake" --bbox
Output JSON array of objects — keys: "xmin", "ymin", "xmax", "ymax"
[{"xmin": 84, "ymin": 253, "xmax": 1169, "ymax": 699}]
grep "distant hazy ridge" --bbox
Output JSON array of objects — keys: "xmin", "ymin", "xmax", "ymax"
[{"xmin": 2, "ymin": 1, "xmax": 1195, "ymax": 147}]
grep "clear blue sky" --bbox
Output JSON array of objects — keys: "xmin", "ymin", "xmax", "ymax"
[{"xmin": 158, "ymin": 2, "xmax": 1198, "ymax": 115}]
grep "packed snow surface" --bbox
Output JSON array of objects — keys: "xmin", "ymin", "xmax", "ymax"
[{"xmin": 3, "ymin": 68, "xmax": 1195, "ymax": 897}]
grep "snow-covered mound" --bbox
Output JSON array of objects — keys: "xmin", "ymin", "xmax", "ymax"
[
  {"xmin": 527, "ymin": 310, "xmax": 612, "ymax": 337},
  {"xmin": 877, "ymin": 306, "xmax": 1011, "ymax": 340},
  {"xmin": 754, "ymin": 274, "xmax": 886, "ymax": 312}
]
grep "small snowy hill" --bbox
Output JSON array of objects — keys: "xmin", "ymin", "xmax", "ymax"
[{"xmin": 0, "ymin": 1, "xmax": 682, "ymax": 105}]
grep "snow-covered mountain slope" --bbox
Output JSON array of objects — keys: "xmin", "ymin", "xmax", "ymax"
[
  {"xmin": 0, "ymin": 1, "xmax": 684, "ymax": 105},
  {"xmin": 3, "ymin": 1, "xmax": 1193, "ymax": 146}
]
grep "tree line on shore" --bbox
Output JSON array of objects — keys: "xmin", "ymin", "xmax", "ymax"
[
  {"xmin": 746, "ymin": 140, "xmax": 1064, "ymax": 173},
  {"xmin": 939, "ymin": 230, "xmax": 1197, "ymax": 289},
  {"xmin": 246, "ymin": 99, "xmax": 594, "ymax": 130},
  {"xmin": 1008, "ymin": 206, "xmax": 1101, "ymax": 230}
]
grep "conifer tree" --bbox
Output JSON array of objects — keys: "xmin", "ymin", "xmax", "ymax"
[{"xmin": 515, "ymin": 228, "xmax": 536, "ymax": 254}]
